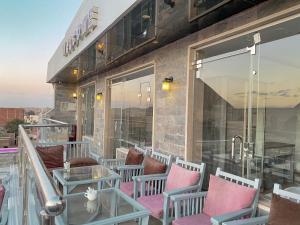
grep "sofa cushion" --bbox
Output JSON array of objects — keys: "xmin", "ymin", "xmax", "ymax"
[
  {"xmin": 36, "ymin": 145, "xmax": 64, "ymax": 169},
  {"xmin": 165, "ymin": 163, "xmax": 200, "ymax": 192},
  {"xmin": 0, "ymin": 184, "xmax": 5, "ymax": 209},
  {"xmin": 172, "ymin": 213, "xmax": 211, "ymax": 225},
  {"xmin": 138, "ymin": 194, "xmax": 165, "ymax": 219},
  {"xmin": 70, "ymin": 157, "xmax": 98, "ymax": 168},
  {"xmin": 125, "ymin": 148, "xmax": 144, "ymax": 165},
  {"xmin": 267, "ymin": 194, "xmax": 300, "ymax": 225},
  {"xmin": 143, "ymin": 156, "xmax": 167, "ymax": 175},
  {"xmin": 203, "ymin": 175, "xmax": 256, "ymax": 217}
]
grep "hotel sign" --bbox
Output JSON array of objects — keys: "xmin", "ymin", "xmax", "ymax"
[{"xmin": 63, "ymin": 7, "xmax": 99, "ymax": 57}]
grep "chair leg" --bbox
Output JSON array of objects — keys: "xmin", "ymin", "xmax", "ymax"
[{"xmin": 162, "ymin": 196, "xmax": 170, "ymax": 225}]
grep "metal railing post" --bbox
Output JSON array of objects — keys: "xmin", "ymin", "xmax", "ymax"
[
  {"xmin": 40, "ymin": 210, "xmax": 55, "ymax": 225},
  {"xmin": 18, "ymin": 124, "xmax": 66, "ymax": 224}
]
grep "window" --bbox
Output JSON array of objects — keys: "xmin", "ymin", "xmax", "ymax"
[
  {"xmin": 109, "ymin": 67, "xmax": 154, "ymax": 155},
  {"xmin": 191, "ymin": 16, "xmax": 300, "ymax": 202},
  {"xmin": 80, "ymin": 84, "xmax": 95, "ymax": 137},
  {"xmin": 107, "ymin": 0, "xmax": 156, "ymax": 62},
  {"xmin": 189, "ymin": 0, "xmax": 231, "ymax": 21}
]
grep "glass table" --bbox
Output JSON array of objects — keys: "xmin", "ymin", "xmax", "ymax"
[
  {"xmin": 55, "ymin": 188, "xmax": 150, "ymax": 225},
  {"xmin": 53, "ymin": 165, "xmax": 121, "ymax": 195}
]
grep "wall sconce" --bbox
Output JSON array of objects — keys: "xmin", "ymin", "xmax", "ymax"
[
  {"xmin": 72, "ymin": 68, "xmax": 78, "ymax": 76},
  {"xmin": 164, "ymin": 0, "xmax": 175, "ymax": 8},
  {"xmin": 96, "ymin": 92, "xmax": 103, "ymax": 101},
  {"xmin": 72, "ymin": 92, "xmax": 77, "ymax": 99},
  {"xmin": 162, "ymin": 77, "xmax": 173, "ymax": 91},
  {"xmin": 96, "ymin": 42, "xmax": 105, "ymax": 54}
]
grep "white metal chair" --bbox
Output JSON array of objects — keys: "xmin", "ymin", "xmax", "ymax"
[
  {"xmin": 101, "ymin": 145, "xmax": 149, "ymax": 169},
  {"xmin": 117, "ymin": 150, "xmax": 172, "ymax": 198},
  {"xmin": 0, "ymin": 174, "xmax": 10, "ymax": 225},
  {"xmin": 134, "ymin": 157, "xmax": 206, "ymax": 225},
  {"xmin": 223, "ymin": 183, "xmax": 300, "ymax": 225},
  {"xmin": 171, "ymin": 168, "xmax": 261, "ymax": 225}
]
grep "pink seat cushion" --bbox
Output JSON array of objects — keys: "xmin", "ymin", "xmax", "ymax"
[
  {"xmin": 165, "ymin": 163, "xmax": 200, "ymax": 192},
  {"xmin": 138, "ymin": 194, "xmax": 165, "ymax": 219},
  {"xmin": 0, "ymin": 184, "xmax": 5, "ymax": 208},
  {"xmin": 120, "ymin": 181, "xmax": 154, "ymax": 197},
  {"xmin": 203, "ymin": 175, "xmax": 257, "ymax": 217},
  {"xmin": 172, "ymin": 213, "xmax": 211, "ymax": 225},
  {"xmin": 120, "ymin": 182, "xmax": 135, "ymax": 197}
]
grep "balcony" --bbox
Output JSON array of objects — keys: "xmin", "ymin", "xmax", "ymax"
[
  {"xmin": 1, "ymin": 117, "xmax": 300, "ymax": 225},
  {"xmin": 0, "ymin": 119, "xmax": 154, "ymax": 225}
]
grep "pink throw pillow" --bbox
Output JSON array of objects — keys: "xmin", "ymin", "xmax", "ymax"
[
  {"xmin": 0, "ymin": 184, "xmax": 5, "ymax": 208},
  {"xmin": 165, "ymin": 163, "xmax": 200, "ymax": 192},
  {"xmin": 203, "ymin": 175, "xmax": 257, "ymax": 217}
]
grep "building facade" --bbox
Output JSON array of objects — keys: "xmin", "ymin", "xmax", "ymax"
[
  {"xmin": 47, "ymin": 0, "xmax": 300, "ymax": 207},
  {"xmin": 0, "ymin": 108, "xmax": 24, "ymax": 127}
]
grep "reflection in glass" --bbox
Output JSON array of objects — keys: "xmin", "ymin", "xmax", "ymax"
[
  {"xmin": 81, "ymin": 85, "xmax": 95, "ymax": 137},
  {"xmin": 109, "ymin": 68, "xmax": 154, "ymax": 156},
  {"xmin": 192, "ymin": 18, "xmax": 300, "ymax": 203},
  {"xmin": 190, "ymin": 0, "xmax": 229, "ymax": 20},
  {"xmin": 107, "ymin": 0, "xmax": 156, "ymax": 61}
]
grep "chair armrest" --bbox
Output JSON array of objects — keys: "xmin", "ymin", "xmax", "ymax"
[
  {"xmin": 211, "ymin": 208, "xmax": 254, "ymax": 225},
  {"xmin": 89, "ymin": 151, "xmax": 101, "ymax": 163},
  {"xmin": 117, "ymin": 165, "xmax": 144, "ymax": 171},
  {"xmin": 133, "ymin": 173, "xmax": 167, "ymax": 182},
  {"xmin": 101, "ymin": 158, "xmax": 126, "ymax": 168},
  {"xmin": 170, "ymin": 191, "xmax": 208, "ymax": 202},
  {"xmin": 164, "ymin": 185, "xmax": 201, "ymax": 197},
  {"xmin": 222, "ymin": 216, "xmax": 269, "ymax": 225}
]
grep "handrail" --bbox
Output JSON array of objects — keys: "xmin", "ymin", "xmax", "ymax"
[
  {"xmin": 23, "ymin": 124, "xmax": 70, "ymax": 128},
  {"xmin": 19, "ymin": 125, "xmax": 65, "ymax": 216},
  {"xmin": 42, "ymin": 118, "xmax": 69, "ymax": 125}
]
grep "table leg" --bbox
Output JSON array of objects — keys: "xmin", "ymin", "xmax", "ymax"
[
  {"xmin": 140, "ymin": 216, "xmax": 149, "ymax": 225},
  {"xmin": 63, "ymin": 185, "xmax": 68, "ymax": 195}
]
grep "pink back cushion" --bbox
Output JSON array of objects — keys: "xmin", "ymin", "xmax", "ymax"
[
  {"xmin": 203, "ymin": 175, "xmax": 257, "ymax": 217},
  {"xmin": 165, "ymin": 163, "xmax": 200, "ymax": 192},
  {"xmin": 0, "ymin": 184, "xmax": 5, "ymax": 208}
]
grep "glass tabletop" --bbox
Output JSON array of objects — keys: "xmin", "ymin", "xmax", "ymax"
[
  {"xmin": 56, "ymin": 188, "xmax": 148, "ymax": 225},
  {"xmin": 53, "ymin": 165, "xmax": 120, "ymax": 184}
]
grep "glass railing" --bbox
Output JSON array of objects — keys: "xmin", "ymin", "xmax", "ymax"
[
  {"xmin": 18, "ymin": 124, "xmax": 66, "ymax": 225},
  {"xmin": 37, "ymin": 118, "xmax": 70, "ymax": 144}
]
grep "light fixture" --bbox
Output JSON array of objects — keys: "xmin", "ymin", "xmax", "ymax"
[
  {"xmin": 72, "ymin": 68, "xmax": 79, "ymax": 76},
  {"xmin": 72, "ymin": 92, "xmax": 77, "ymax": 99},
  {"xmin": 164, "ymin": 0, "xmax": 175, "ymax": 8},
  {"xmin": 142, "ymin": 29, "xmax": 148, "ymax": 38},
  {"xmin": 162, "ymin": 77, "xmax": 173, "ymax": 91},
  {"xmin": 96, "ymin": 42, "xmax": 105, "ymax": 54},
  {"xmin": 142, "ymin": 15, "xmax": 151, "ymax": 20},
  {"xmin": 96, "ymin": 92, "xmax": 103, "ymax": 101}
]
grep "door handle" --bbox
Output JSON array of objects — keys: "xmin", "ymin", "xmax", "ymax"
[{"xmin": 232, "ymin": 135, "xmax": 243, "ymax": 160}]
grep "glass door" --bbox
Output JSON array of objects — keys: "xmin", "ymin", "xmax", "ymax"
[
  {"xmin": 193, "ymin": 16, "xmax": 300, "ymax": 200},
  {"xmin": 192, "ymin": 39, "xmax": 259, "ymax": 187}
]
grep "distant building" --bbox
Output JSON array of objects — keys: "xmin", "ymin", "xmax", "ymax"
[
  {"xmin": 24, "ymin": 115, "xmax": 40, "ymax": 124},
  {"xmin": 0, "ymin": 108, "xmax": 25, "ymax": 127}
]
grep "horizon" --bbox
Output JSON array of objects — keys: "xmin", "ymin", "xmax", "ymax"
[{"xmin": 0, "ymin": 0, "xmax": 82, "ymax": 108}]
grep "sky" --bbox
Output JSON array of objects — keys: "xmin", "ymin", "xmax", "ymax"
[{"xmin": 0, "ymin": 0, "xmax": 82, "ymax": 108}]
